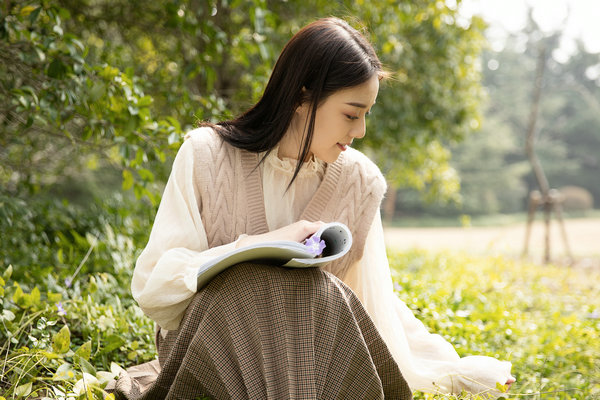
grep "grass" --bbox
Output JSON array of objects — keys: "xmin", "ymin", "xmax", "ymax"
[
  {"xmin": 1, "ymin": 244, "xmax": 598, "ymax": 398},
  {"xmin": 389, "ymin": 249, "xmax": 600, "ymax": 399}
]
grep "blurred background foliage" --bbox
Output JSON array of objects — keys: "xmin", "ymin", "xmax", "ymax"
[
  {"xmin": 396, "ymin": 13, "xmax": 600, "ymax": 218},
  {"xmin": 1, "ymin": 0, "xmax": 485, "ymax": 207}
]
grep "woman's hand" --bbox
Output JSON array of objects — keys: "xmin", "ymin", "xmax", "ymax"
[
  {"xmin": 505, "ymin": 375, "xmax": 516, "ymax": 390},
  {"xmin": 237, "ymin": 220, "xmax": 324, "ymax": 248}
]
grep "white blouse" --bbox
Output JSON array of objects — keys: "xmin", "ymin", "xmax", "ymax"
[{"xmin": 132, "ymin": 132, "xmax": 512, "ymax": 395}]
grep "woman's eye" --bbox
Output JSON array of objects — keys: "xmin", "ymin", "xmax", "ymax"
[{"xmin": 345, "ymin": 114, "xmax": 359, "ymax": 121}]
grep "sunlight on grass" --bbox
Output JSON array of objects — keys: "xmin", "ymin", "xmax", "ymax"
[
  {"xmin": 1, "ymin": 247, "xmax": 598, "ymax": 398},
  {"xmin": 389, "ymin": 249, "xmax": 600, "ymax": 400}
]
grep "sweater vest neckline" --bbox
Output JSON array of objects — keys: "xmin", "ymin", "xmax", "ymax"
[
  {"xmin": 239, "ymin": 149, "xmax": 346, "ymax": 230},
  {"xmin": 239, "ymin": 150, "xmax": 269, "ymax": 235}
]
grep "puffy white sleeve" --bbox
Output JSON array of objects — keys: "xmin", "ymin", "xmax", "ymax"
[
  {"xmin": 342, "ymin": 210, "xmax": 513, "ymax": 396},
  {"xmin": 131, "ymin": 138, "xmax": 243, "ymax": 331}
]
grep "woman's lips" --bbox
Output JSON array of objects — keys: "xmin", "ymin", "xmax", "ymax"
[{"xmin": 337, "ymin": 143, "xmax": 348, "ymax": 151}]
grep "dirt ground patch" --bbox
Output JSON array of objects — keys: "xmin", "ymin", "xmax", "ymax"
[{"xmin": 383, "ymin": 217, "xmax": 600, "ymax": 267}]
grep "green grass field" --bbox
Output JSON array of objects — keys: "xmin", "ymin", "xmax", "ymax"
[
  {"xmin": 1, "ymin": 249, "xmax": 598, "ymax": 399},
  {"xmin": 391, "ymin": 250, "xmax": 600, "ymax": 399}
]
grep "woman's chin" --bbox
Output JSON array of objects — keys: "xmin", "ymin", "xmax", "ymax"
[
  {"xmin": 320, "ymin": 154, "xmax": 340, "ymax": 163},
  {"xmin": 313, "ymin": 148, "xmax": 342, "ymax": 163}
]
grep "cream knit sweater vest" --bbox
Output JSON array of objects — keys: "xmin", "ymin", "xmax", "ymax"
[{"xmin": 187, "ymin": 128, "xmax": 387, "ymax": 279}]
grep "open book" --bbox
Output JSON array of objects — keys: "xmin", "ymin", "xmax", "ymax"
[{"xmin": 196, "ymin": 222, "xmax": 352, "ymax": 291}]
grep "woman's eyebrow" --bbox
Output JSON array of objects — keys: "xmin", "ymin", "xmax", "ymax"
[
  {"xmin": 345, "ymin": 101, "xmax": 376, "ymax": 109},
  {"xmin": 345, "ymin": 102, "xmax": 368, "ymax": 108}
]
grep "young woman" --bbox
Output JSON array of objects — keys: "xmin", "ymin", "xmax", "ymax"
[{"xmin": 118, "ymin": 17, "xmax": 514, "ymax": 399}]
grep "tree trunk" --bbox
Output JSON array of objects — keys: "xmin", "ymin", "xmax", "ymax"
[{"xmin": 383, "ymin": 184, "xmax": 397, "ymax": 224}]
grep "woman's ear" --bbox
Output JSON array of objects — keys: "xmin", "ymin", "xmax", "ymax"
[{"xmin": 296, "ymin": 86, "xmax": 310, "ymax": 114}]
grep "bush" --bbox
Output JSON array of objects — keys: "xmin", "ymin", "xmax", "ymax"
[
  {"xmin": 0, "ymin": 193, "xmax": 157, "ymax": 397},
  {"xmin": 559, "ymin": 186, "xmax": 594, "ymax": 212}
]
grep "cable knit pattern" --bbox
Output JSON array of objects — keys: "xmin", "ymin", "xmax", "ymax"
[
  {"xmin": 187, "ymin": 127, "xmax": 385, "ymax": 280},
  {"xmin": 187, "ymin": 128, "xmax": 269, "ymax": 248},
  {"xmin": 300, "ymin": 148, "xmax": 387, "ymax": 278}
]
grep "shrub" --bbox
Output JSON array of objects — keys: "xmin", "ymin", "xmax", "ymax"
[{"xmin": 559, "ymin": 186, "xmax": 594, "ymax": 212}]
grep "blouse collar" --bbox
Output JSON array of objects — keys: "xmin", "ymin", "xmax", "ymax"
[{"xmin": 264, "ymin": 146, "xmax": 326, "ymax": 178}]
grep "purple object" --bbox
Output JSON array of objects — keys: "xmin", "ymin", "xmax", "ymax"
[
  {"xmin": 303, "ymin": 234, "xmax": 326, "ymax": 256},
  {"xmin": 56, "ymin": 302, "xmax": 67, "ymax": 316}
]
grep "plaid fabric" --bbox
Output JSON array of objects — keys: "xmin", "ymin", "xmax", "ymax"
[{"xmin": 113, "ymin": 263, "xmax": 412, "ymax": 399}]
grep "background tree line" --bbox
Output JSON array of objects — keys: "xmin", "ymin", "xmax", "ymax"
[
  {"xmin": 1, "ymin": 0, "xmax": 484, "ymax": 208},
  {"xmin": 395, "ymin": 12, "xmax": 600, "ymax": 218}
]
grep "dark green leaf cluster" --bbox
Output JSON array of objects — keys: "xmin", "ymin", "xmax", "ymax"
[
  {"xmin": 0, "ymin": 194, "xmax": 156, "ymax": 397},
  {"xmin": 1, "ymin": 2, "xmax": 182, "ymax": 204},
  {"xmin": 2, "ymin": 0, "xmax": 486, "ymax": 204}
]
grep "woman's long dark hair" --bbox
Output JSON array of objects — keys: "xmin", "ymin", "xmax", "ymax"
[{"xmin": 206, "ymin": 17, "xmax": 385, "ymax": 186}]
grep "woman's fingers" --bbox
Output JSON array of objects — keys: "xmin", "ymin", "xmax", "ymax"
[
  {"xmin": 505, "ymin": 375, "xmax": 516, "ymax": 391},
  {"xmin": 240, "ymin": 220, "xmax": 325, "ymax": 246},
  {"xmin": 289, "ymin": 220, "xmax": 324, "ymax": 242}
]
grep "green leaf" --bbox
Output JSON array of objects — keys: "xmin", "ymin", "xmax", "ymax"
[
  {"xmin": 52, "ymin": 325, "xmax": 71, "ymax": 354},
  {"xmin": 75, "ymin": 341, "xmax": 92, "ymax": 360},
  {"xmin": 165, "ymin": 116, "xmax": 181, "ymax": 131},
  {"xmin": 53, "ymin": 362, "xmax": 75, "ymax": 381},
  {"xmin": 14, "ymin": 381, "xmax": 32, "ymax": 397},
  {"xmin": 52, "ymin": 24, "xmax": 63, "ymax": 36},
  {"xmin": 168, "ymin": 131, "xmax": 180, "ymax": 145},
  {"xmin": 30, "ymin": 286, "xmax": 41, "ymax": 305},
  {"xmin": 110, "ymin": 362, "xmax": 125, "ymax": 377},
  {"xmin": 78, "ymin": 357, "xmax": 96, "ymax": 375},
  {"xmin": 496, "ymin": 381, "xmax": 508, "ymax": 393},
  {"xmin": 47, "ymin": 58, "xmax": 67, "ymax": 79},
  {"xmin": 34, "ymin": 47, "xmax": 46, "ymax": 62},
  {"xmin": 3, "ymin": 265, "xmax": 12, "ymax": 280},
  {"xmin": 1, "ymin": 310, "xmax": 15, "ymax": 322},
  {"xmin": 48, "ymin": 291, "xmax": 62, "ymax": 303},
  {"xmin": 29, "ymin": 6, "xmax": 43, "ymax": 24},
  {"xmin": 122, "ymin": 169, "xmax": 134, "ymax": 191},
  {"xmin": 88, "ymin": 82, "xmax": 106, "ymax": 102},
  {"xmin": 137, "ymin": 168, "xmax": 154, "ymax": 182},
  {"xmin": 19, "ymin": 5, "xmax": 37, "ymax": 17},
  {"xmin": 102, "ymin": 335, "xmax": 126, "ymax": 353},
  {"xmin": 12, "ymin": 283, "xmax": 26, "ymax": 307},
  {"xmin": 40, "ymin": 350, "xmax": 61, "ymax": 360}
]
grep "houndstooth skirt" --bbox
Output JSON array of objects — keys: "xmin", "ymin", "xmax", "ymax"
[{"xmin": 112, "ymin": 263, "xmax": 412, "ymax": 399}]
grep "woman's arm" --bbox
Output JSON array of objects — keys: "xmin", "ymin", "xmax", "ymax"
[
  {"xmin": 131, "ymin": 138, "xmax": 242, "ymax": 330},
  {"xmin": 131, "ymin": 137, "xmax": 325, "ymax": 331},
  {"xmin": 342, "ymin": 210, "xmax": 513, "ymax": 395}
]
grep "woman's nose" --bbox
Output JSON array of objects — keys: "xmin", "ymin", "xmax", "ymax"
[{"xmin": 350, "ymin": 118, "xmax": 366, "ymax": 139}]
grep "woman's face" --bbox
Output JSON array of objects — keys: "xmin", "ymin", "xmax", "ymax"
[{"xmin": 304, "ymin": 74, "xmax": 380, "ymax": 163}]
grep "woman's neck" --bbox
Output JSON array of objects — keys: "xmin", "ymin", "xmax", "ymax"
[{"xmin": 278, "ymin": 117, "xmax": 312, "ymax": 160}]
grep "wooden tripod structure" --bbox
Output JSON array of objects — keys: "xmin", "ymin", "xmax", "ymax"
[{"xmin": 522, "ymin": 46, "xmax": 574, "ymax": 264}]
